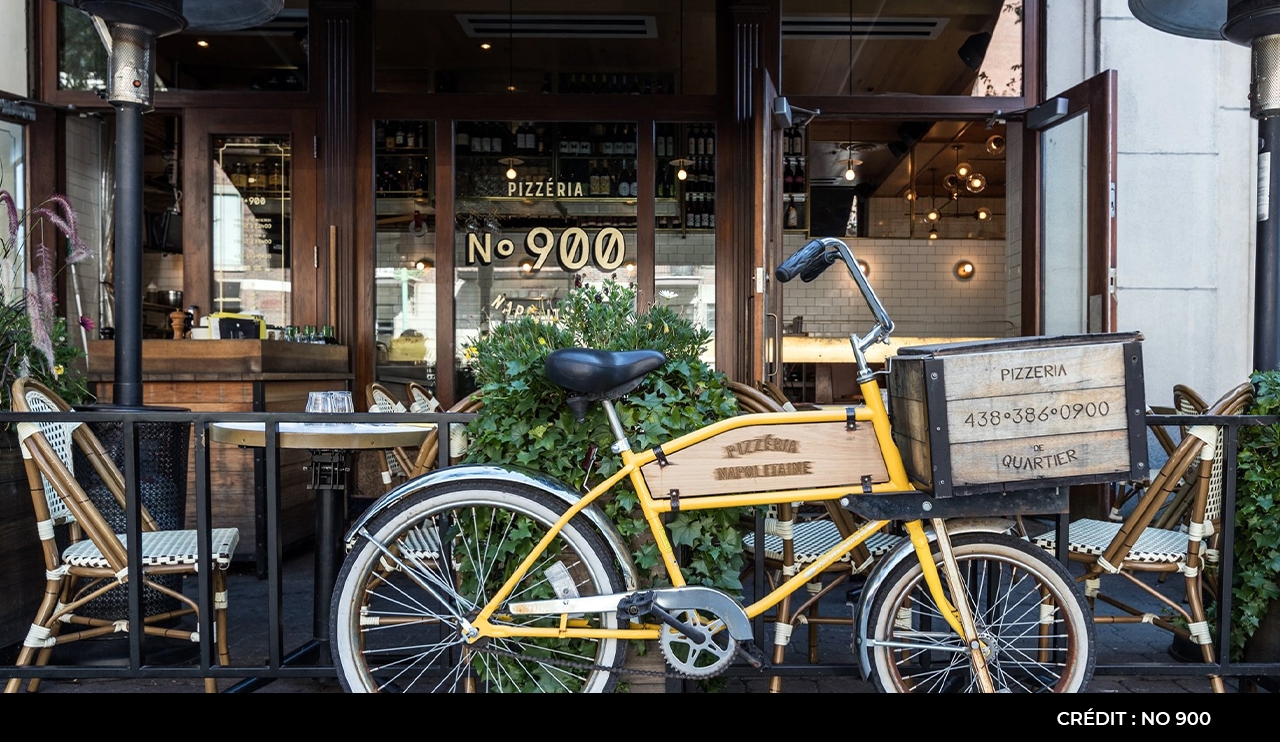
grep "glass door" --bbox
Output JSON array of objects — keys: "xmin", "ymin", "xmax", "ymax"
[
  {"xmin": 183, "ymin": 109, "xmax": 317, "ymax": 332},
  {"xmin": 1029, "ymin": 71, "xmax": 1117, "ymax": 335}
]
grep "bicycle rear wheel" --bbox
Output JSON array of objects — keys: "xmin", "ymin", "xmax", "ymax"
[
  {"xmin": 866, "ymin": 532, "xmax": 1094, "ymax": 692},
  {"xmin": 330, "ymin": 481, "xmax": 626, "ymax": 692}
]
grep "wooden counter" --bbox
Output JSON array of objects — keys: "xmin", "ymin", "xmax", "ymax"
[
  {"xmin": 87, "ymin": 339, "xmax": 353, "ymax": 574},
  {"xmin": 780, "ymin": 335, "xmax": 996, "ymax": 404}
]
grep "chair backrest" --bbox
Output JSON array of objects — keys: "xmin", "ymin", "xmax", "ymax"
[
  {"xmin": 11, "ymin": 377, "xmax": 134, "ymax": 569},
  {"xmin": 725, "ymin": 381, "xmax": 785, "ymax": 414},
  {"xmin": 406, "ymin": 382, "xmax": 439, "ymax": 414},
  {"xmin": 12, "ymin": 379, "xmax": 79, "ymax": 524},
  {"xmin": 367, "ymin": 382, "xmax": 407, "ymax": 413},
  {"xmin": 1200, "ymin": 382, "xmax": 1253, "ymax": 522}
]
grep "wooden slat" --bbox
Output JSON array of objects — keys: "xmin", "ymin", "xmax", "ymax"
[
  {"xmin": 950, "ymin": 431, "xmax": 1133, "ymax": 487},
  {"xmin": 944, "ymin": 386, "xmax": 1129, "ymax": 444},
  {"xmin": 937, "ymin": 343, "xmax": 1126, "ymax": 400}
]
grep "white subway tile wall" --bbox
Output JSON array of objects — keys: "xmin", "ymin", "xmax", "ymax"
[{"xmin": 780, "ymin": 232, "xmax": 1012, "ymax": 340}]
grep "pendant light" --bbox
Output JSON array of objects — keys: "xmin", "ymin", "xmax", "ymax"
[
  {"xmin": 668, "ymin": 0, "xmax": 690, "ymax": 180},
  {"xmin": 924, "ymin": 168, "xmax": 941, "ymax": 224}
]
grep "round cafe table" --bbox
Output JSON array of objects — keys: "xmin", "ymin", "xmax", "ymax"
[{"xmin": 210, "ymin": 421, "xmax": 431, "ymax": 677}]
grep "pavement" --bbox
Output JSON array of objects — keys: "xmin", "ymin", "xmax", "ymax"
[{"xmin": 3, "ymin": 527, "xmax": 1255, "ymax": 695}]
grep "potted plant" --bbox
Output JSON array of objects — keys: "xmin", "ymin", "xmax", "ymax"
[
  {"xmin": 1235, "ymin": 370, "xmax": 1280, "ymax": 682},
  {"xmin": 0, "ymin": 185, "xmax": 92, "ymax": 652},
  {"xmin": 462, "ymin": 277, "xmax": 742, "ymax": 689}
]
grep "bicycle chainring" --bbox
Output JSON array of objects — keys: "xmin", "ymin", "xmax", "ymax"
[{"xmin": 658, "ymin": 609, "xmax": 737, "ymax": 678}]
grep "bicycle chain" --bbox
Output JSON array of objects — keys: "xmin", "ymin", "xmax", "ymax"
[{"xmin": 470, "ymin": 640, "xmax": 710, "ymax": 681}]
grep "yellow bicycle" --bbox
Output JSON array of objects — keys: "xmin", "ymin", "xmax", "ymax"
[{"xmin": 329, "ymin": 237, "xmax": 1096, "ymax": 693}]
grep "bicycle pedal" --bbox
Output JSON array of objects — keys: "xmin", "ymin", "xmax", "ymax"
[{"xmin": 735, "ymin": 642, "xmax": 766, "ymax": 670}]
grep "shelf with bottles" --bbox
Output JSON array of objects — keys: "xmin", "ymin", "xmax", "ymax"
[
  {"xmin": 556, "ymin": 72, "xmax": 677, "ymax": 95},
  {"xmin": 376, "ymin": 121, "xmax": 430, "ymax": 153}
]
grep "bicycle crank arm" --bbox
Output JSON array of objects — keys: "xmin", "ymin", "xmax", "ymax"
[{"xmin": 509, "ymin": 586, "xmax": 754, "ymax": 640}]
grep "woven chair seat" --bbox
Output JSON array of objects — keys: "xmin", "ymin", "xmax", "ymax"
[
  {"xmin": 62, "ymin": 528, "xmax": 240, "ymax": 570},
  {"xmin": 744, "ymin": 520, "xmax": 902, "ymax": 565},
  {"xmin": 1032, "ymin": 519, "xmax": 1188, "ymax": 564},
  {"xmin": 396, "ymin": 524, "xmax": 443, "ymax": 561}
]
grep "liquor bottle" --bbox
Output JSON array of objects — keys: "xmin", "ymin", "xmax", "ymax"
[
  {"xmin": 657, "ymin": 127, "xmax": 667, "ymax": 158},
  {"xmin": 696, "ymin": 125, "xmax": 706, "ymax": 156},
  {"xmin": 417, "ymin": 123, "xmax": 426, "ymax": 150},
  {"xmin": 536, "ymin": 124, "xmax": 547, "ymax": 154},
  {"xmin": 665, "ymin": 131, "xmax": 676, "ymax": 159},
  {"xmin": 786, "ymin": 196, "xmax": 799, "ymax": 229},
  {"xmin": 580, "ymin": 126, "xmax": 592, "ymax": 156},
  {"xmin": 603, "ymin": 125, "xmax": 614, "ymax": 156},
  {"xmin": 376, "ymin": 123, "xmax": 386, "ymax": 150},
  {"xmin": 708, "ymin": 195, "xmax": 716, "ymax": 229},
  {"xmin": 405, "ymin": 124, "xmax": 416, "ymax": 149},
  {"xmin": 688, "ymin": 127, "xmax": 697, "ymax": 159},
  {"xmin": 699, "ymin": 156, "xmax": 712, "ymax": 190},
  {"xmin": 385, "ymin": 123, "xmax": 397, "ymax": 150},
  {"xmin": 395, "ymin": 123, "xmax": 405, "ymax": 149},
  {"xmin": 231, "ymin": 161, "xmax": 248, "ymax": 189},
  {"xmin": 589, "ymin": 159, "xmax": 600, "ymax": 196},
  {"xmin": 268, "ymin": 161, "xmax": 283, "ymax": 190},
  {"xmin": 624, "ymin": 124, "xmax": 636, "ymax": 155},
  {"xmin": 618, "ymin": 161, "xmax": 631, "ymax": 197},
  {"xmin": 629, "ymin": 161, "xmax": 638, "ymax": 198}
]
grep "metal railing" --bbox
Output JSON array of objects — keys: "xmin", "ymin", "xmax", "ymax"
[{"xmin": 3, "ymin": 407, "xmax": 1280, "ymax": 688}]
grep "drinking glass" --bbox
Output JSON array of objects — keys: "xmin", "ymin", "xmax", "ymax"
[
  {"xmin": 306, "ymin": 391, "xmax": 334, "ymax": 425},
  {"xmin": 330, "ymin": 390, "xmax": 354, "ymax": 415}
]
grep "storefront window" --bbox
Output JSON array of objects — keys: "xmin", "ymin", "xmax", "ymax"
[
  {"xmin": 453, "ymin": 120, "xmax": 638, "ymax": 394},
  {"xmin": 211, "ymin": 135, "xmax": 292, "ymax": 328},
  {"xmin": 374, "ymin": 120, "xmax": 436, "ymax": 393},
  {"xmin": 655, "ymin": 121, "xmax": 716, "ymax": 365},
  {"xmin": 374, "ymin": 1, "xmax": 715, "ymax": 95},
  {"xmin": 58, "ymin": 4, "xmax": 308, "ymax": 92},
  {"xmin": 0, "ymin": 120, "xmax": 24, "ymax": 300},
  {"xmin": 781, "ymin": 0, "xmax": 1022, "ymax": 98}
]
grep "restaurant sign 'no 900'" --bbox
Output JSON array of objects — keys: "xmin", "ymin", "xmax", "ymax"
[{"xmin": 467, "ymin": 227, "xmax": 627, "ymax": 272}]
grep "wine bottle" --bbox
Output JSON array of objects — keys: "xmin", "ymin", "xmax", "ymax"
[
  {"xmin": 618, "ymin": 161, "xmax": 632, "ymax": 198},
  {"xmin": 705, "ymin": 126, "xmax": 715, "ymax": 156},
  {"xmin": 657, "ymin": 127, "xmax": 667, "ymax": 158},
  {"xmin": 630, "ymin": 162, "xmax": 638, "ymax": 198},
  {"xmin": 783, "ymin": 159, "xmax": 795, "ymax": 193}
]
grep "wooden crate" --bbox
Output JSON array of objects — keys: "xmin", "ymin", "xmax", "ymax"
[{"xmin": 887, "ymin": 333, "xmax": 1146, "ymax": 497}]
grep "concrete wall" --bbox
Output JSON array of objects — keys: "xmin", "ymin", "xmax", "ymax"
[
  {"xmin": 1047, "ymin": 0, "xmax": 1255, "ymax": 407},
  {"xmin": 0, "ymin": 0, "xmax": 27, "ymax": 98}
]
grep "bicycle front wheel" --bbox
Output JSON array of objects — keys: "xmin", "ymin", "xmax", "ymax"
[
  {"xmin": 330, "ymin": 482, "xmax": 626, "ymax": 692},
  {"xmin": 867, "ymin": 532, "xmax": 1094, "ymax": 693}
]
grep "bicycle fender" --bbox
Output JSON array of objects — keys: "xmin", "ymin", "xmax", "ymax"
[
  {"xmin": 852, "ymin": 517, "xmax": 1016, "ymax": 678},
  {"xmin": 344, "ymin": 464, "xmax": 640, "ymax": 591}
]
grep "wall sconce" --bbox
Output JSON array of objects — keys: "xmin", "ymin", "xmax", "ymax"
[
  {"xmin": 856, "ymin": 259, "xmax": 870, "ymax": 277},
  {"xmin": 518, "ymin": 258, "xmax": 535, "ymax": 275},
  {"xmin": 975, "ymin": 207, "xmax": 993, "ymax": 221},
  {"xmin": 499, "ymin": 157, "xmax": 523, "ymax": 180},
  {"xmin": 928, "ymin": 224, "xmax": 939, "ymax": 240},
  {"xmin": 903, "ymin": 188, "xmax": 915, "ymax": 202},
  {"xmin": 414, "ymin": 257, "xmax": 434, "ymax": 271},
  {"xmin": 623, "ymin": 259, "xmax": 636, "ymax": 273},
  {"xmin": 954, "ymin": 260, "xmax": 975, "ymax": 280},
  {"xmin": 671, "ymin": 158, "xmax": 693, "ymax": 181},
  {"xmin": 986, "ymin": 134, "xmax": 1005, "ymax": 155}
]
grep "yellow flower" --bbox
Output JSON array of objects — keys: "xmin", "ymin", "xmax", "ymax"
[
  {"xmin": 538, "ymin": 337, "xmax": 547, "ymax": 345},
  {"xmin": 53, "ymin": 365, "xmax": 64, "ymax": 377}
]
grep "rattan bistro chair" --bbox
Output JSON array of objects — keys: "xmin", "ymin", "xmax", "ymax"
[
  {"xmin": 5, "ymin": 378, "xmax": 238, "ymax": 693},
  {"xmin": 728, "ymin": 381, "xmax": 901, "ymax": 691},
  {"xmin": 366, "ymin": 382, "xmax": 418, "ymax": 488},
  {"xmin": 1031, "ymin": 381, "xmax": 1253, "ymax": 694}
]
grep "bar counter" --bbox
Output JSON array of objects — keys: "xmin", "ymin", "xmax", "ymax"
[{"xmin": 86, "ymin": 339, "xmax": 354, "ymax": 572}]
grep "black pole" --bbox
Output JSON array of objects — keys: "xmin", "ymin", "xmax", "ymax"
[{"xmin": 113, "ymin": 101, "xmax": 145, "ymax": 407}]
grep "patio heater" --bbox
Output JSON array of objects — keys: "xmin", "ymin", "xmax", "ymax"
[
  {"xmin": 55, "ymin": 0, "xmax": 283, "ymax": 406},
  {"xmin": 1131, "ymin": 0, "xmax": 1280, "ymax": 371}
]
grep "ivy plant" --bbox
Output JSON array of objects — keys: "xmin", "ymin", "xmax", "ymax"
[
  {"xmin": 1232, "ymin": 370, "xmax": 1280, "ymax": 659},
  {"xmin": 463, "ymin": 278, "xmax": 743, "ymax": 592}
]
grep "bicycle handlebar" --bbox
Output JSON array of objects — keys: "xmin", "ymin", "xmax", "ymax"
[
  {"xmin": 774, "ymin": 239, "xmax": 825, "ymax": 283},
  {"xmin": 774, "ymin": 237, "xmax": 895, "ymax": 379}
]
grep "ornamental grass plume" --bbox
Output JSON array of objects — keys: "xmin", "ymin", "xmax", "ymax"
[{"xmin": 0, "ymin": 182, "xmax": 91, "ymax": 409}]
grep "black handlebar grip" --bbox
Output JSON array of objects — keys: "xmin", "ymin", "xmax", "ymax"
[
  {"xmin": 774, "ymin": 239, "xmax": 825, "ymax": 283},
  {"xmin": 799, "ymin": 250, "xmax": 839, "ymax": 283}
]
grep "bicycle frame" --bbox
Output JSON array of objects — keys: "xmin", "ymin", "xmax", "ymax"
[{"xmin": 470, "ymin": 353, "xmax": 977, "ymax": 658}]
